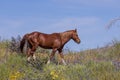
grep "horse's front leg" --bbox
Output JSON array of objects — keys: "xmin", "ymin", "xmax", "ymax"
[
  {"xmin": 47, "ymin": 48, "xmax": 57, "ymax": 64},
  {"xmin": 58, "ymin": 49, "xmax": 67, "ymax": 65}
]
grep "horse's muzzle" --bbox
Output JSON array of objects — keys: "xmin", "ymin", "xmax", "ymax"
[{"xmin": 76, "ymin": 39, "xmax": 81, "ymax": 44}]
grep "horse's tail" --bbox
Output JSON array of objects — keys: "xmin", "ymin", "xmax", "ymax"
[{"xmin": 20, "ymin": 34, "xmax": 29, "ymax": 53}]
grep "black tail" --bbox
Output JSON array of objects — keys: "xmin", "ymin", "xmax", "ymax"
[
  {"xmin": 20, "ymin": 35, "xmax": 28, "ymax": 53},
  {"xmin": 20, "ymin": 38, "xmax": 25, "ymax": 53}
]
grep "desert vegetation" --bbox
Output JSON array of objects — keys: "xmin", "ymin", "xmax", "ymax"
[{"xmin": 0, "ymin": 36, "xmax": 120, "ymax": 80}]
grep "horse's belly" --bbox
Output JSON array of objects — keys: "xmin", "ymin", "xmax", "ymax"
[
  {"xmin": 39, "ymin": 38, "xmax": 61, "ymax": 49},
  {"xmin": 39, "ymin": 45, "xmax": 52, "ymax": 49}
]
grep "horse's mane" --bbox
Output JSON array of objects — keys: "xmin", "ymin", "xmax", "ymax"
[{"xmin": 59, "ymin": 30, "xmax": 74, "ymax": 39}]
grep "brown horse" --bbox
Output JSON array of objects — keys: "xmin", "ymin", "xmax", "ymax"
[{"xmin": 20, "ymin": 29, "xmax": 81, "ymax": 65}]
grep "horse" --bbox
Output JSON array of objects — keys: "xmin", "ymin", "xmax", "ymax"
[{"xmin": 20, "ymin": 29, "xmax": 81, "ymax": 65}]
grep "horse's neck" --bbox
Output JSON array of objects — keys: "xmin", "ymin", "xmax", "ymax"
[{"xmin": 60, "ymin": 32, "xmax": 72, "ymax": 45}]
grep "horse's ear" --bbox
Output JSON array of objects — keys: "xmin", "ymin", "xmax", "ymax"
[{"xmin": 75, "ymin": 29, "xmax": 77, "ymax": 32}]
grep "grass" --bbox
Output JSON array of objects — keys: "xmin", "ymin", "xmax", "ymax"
[{"xmin": 0, "ymin": 40, "xmax": 120, "ymax": 80}]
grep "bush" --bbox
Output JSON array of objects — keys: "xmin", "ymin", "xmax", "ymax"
[
  {"xmin": 8, "ymin": 35, "xmax": 21, "ymax": 53},
  {"xmin": 0, "ymin": 39, "xmax": 120, "ymax": 80}
]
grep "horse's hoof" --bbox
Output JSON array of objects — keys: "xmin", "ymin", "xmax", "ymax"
[{"xmin": 47, "ymin": 60, "xmax": 50, "ymax": 64}]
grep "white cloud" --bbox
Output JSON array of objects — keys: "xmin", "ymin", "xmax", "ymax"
[
  {"xmin": 0, "ymin": 19, "xmax": 24, "ymax": 28},
  {"xmin": 47, "ymin": 17, "xmax": 102, "ymax": 32},
  {"xmin": 0, "ymin": 17, "xmax": 103, "ymax": 35}
]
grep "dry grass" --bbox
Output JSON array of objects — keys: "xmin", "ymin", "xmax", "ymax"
[{"xmin": 0, "ymin": 40, "xmax": 120, "ymax": 80}]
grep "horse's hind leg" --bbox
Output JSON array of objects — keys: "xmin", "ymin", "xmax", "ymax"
[
  {"xmin": 33, "ymin": 53, "xmax": 36, "ymax": 60},
  {"xmin": 27, "ymin": 46, "xmax": 36, "ymax": 62},
  {"xmin": 27, "ymin": 49, "xmax": 36, "ymax": 62},
  {"xmin": 31, "ymin": 45, "xmax": 38, "ymax": 61},
  {"xmin": 27, "ymin": 48, "xmax": 32, "ymax": 62}
]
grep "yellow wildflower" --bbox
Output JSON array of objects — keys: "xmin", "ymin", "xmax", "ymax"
[
  {"xmin": 50, "ymin": 70, "xmax": 59, "ymax": 80},
  {"xmin": 9, "ymin": 71, "xmax": 24, "ymax": 80}
]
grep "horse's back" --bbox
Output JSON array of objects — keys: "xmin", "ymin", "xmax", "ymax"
[
  {"xmin": 23, "ymin": 31, "xmax": 61, "ymax": 41},
  {"xmin": 38, "ymin": 32, "xmax": 62, "ymax": 49}
]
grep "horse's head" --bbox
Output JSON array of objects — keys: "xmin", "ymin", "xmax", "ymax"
[{"xmin": 71, "ymin": 29, "xmax": 81, "ymax": 44}]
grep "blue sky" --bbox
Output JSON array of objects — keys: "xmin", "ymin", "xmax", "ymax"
[{"xmin": 0, "ymin": 0, "xmax": 120, "ymax": 51}]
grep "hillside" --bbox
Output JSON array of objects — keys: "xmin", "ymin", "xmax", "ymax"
[{"xmin": 0, "ymin": 40, "xmax": 120, "ymax": 80}]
